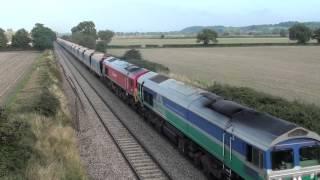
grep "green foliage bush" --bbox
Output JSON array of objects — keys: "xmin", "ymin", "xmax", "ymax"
[
  {"xmin": 0, "ymin": 28, "xmax": 8, "ymax": 48},
  {"xmin": 61, "ymin": 35, "xmax": 71, "ymax": 41},
  {"xmin": 289, "ymin": 23, "xmax": 312, "ymax": 44},
  {"xmin": 145, "ymin": 44, "xmax": 160, "ymax": 48},
  {"xmin": 71, "ymin": 21, "xmax": 96, "ymax": 36},
  {"xmin": 208, "ymin": 83, "xmax": 320, "ymax": 133},
  {"xmin": 107, "ymin": 45, "xmax": 142, "ymax": 49},
  {"xmin": 12, "ymin": 29, "xmax": 31, "ymax": 48},
  {"xmin": 98, "ymin": 30, "xmax": 114, "ymax": 44},
  {"xmin": 0, "ymin": 112, "xmax": 35, "ymax": 178},
  {"xmin": 123, "ymin": 49, "xmax": 142, "ymax": 60},
  {"xmin": 31, "ymin": 23, "xmax": 56, "ymax": 50},
  {"xmin": 125, "ymin": 58, "xmax": 170, "ymax": 73},
  {"xmin": 121, "ymin": 49, "xmax": 169, "ymax": 73},
  {"xmin": 19, "ymin": 87, "xmax": 60, "ymax": 117},
  {"xmin": 95, "ymin": 41, "xmax": 108, "ymax": 53},
  {"xmin": 197, "ymin": 29, "xmax": 218, "ymax": 45},
  {"xmin": 71, "ymin": 21, "xmax": 97, "ymax": 49},
  {"xmin": 72, "ymin": 32, "xmax": 96, "ymax": 49},
  {"xmin": 313, "ymin": 28, "xmax": 320, "ymax": 43},
  {"xmin": 96, "ymin": 30, "xmax": 114, "ymax": 52}
]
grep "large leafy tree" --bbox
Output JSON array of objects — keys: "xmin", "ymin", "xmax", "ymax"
[
  {"xmin": 0, "ymin": 28, "xmax": 8, "ymax": 48},
  {"xmin": 123, "ymin": 49, "xmax": 142, "ymax": 60},
  {"xmin": 71, "ymin": 21, "xmax": 97, "ymax": 49},
  {"xmin": 98, "ymin": 30, "xmax": 114, "ymax": 44},
  {"xmin": 289, "ymin": 24, "xmax": 312, "ymax": 44},
  {"xmin": 196, "ymin": 29, "xmax": 218, "ymax": 45},
  {"xmin": 71, "ymin": 21, "xmax": 96, "ymax": 36},
  {"xmin": 31, "ymin": 23, "xmax": 56, "ymax": 50},
  {"xmin": 12, "ymin": 29, "xmax": 31, "ymax": 48},
  {"xmin": 95, "ymin": 30, "xmax": 114, "ymax": 52},
  {"xmin": 95, "ymin": 41, "xmax": 108, "ymax": 53},
  {"xmin": 61, "ymin": 35, "xmax": 71, "ymax": 41},
  {"xmin": 313, "ymin": 28, "xmax": 320, "ymax": 43}
]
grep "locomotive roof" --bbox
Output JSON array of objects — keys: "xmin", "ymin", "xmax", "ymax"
[
  {"xmin": 90, "ymin": 52, "xmax": 104, "ymax": 59},
  {"xmin": 77, "ymin": 47, "xmax": 88, "ymax": 52},
  {"xmin": 103, "ymin": 58, "xmax": 147, "ymax": 76},
  {"xmin": 84, "ymin": 49, "xmax": 95, "ymax": 55},
  {"xmin": 139, "ymin": 72, "xmax": 320, "ymax": 151}
]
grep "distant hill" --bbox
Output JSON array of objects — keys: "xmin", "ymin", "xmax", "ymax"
[{"xmin": 181, "ymin": 21, "xmax": 320, "ymax": 35}]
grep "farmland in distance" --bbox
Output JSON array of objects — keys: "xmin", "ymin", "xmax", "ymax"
[
  {"xmin": 109, "ymin": 46, "xmax": 320, "ymax": 105},
  {"xmin": 0, "ymin": 51, "xmax": 38, "ymax": 105},
  {"xmin": 109, "ymin": 37, "xmax": 317, "ymax": 46}
]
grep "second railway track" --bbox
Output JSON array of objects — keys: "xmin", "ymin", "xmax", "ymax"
[{"xmin": 55, "ymin": 43, "xmax": 171, "ymax": 180}]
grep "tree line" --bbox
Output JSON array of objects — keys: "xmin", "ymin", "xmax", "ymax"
[
  {"xmin": 62, "ymin": 21, "xmax": 320, "ymax": 49},
  {"xmin": 0, "ymin": 23, "xmax": 56, "ymax": 50},
  {"xmin": 61, "ymin": 21, "xmax": 114, "ymax": 53},
  {"xmin": 196, "ymin": 23, "xmax": 320, "ymax": 45}
]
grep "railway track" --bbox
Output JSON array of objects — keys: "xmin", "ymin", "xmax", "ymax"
[{"xmin": 55, "ymin": 44, "xmax": 171, "ymax": 180}]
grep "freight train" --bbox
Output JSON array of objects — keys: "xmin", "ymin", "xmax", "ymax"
[{"xmin": 57, "ymin": 38, "xmax": 320, "ymax": 180}]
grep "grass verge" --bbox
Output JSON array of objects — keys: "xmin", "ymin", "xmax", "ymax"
[{"xmin": 0, "ymin": 50, "xmax": 87, "ymax": 180}]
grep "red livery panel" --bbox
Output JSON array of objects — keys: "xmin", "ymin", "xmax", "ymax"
[{"xmin": 103, "ymin": 58, "xmax": 148, "ymax": 99}]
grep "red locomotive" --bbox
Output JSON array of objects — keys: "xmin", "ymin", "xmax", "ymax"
[{"xmin": 103, "ymin": 59, "xmax": 148, "ymax": 102}]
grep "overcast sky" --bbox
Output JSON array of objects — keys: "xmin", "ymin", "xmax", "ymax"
[{"xmin": 1, "ymin": 0, "xmax": 319, "ymax": 33}]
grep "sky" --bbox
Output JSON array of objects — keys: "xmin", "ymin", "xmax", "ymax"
[{"xmin": 1, "ymin": 0, "xmax": 319, "ymax": 33}]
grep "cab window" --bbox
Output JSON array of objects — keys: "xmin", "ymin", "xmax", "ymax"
[
  {"xmin": 272, "ymin": 149, "xmax": 294, "ymax": 170},
  {"xmin": 143, "ymin": 91, "xmax": 153, "ymax": 106},
  {"xmin": 247, "ymin": 145, "xmax": 264, "ymax": 168},
  {"xmin": 300, "ymin": 146, "xmax": 320, "ymax": 167}
]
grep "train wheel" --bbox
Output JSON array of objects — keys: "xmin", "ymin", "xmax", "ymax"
[
  {"xmin": 178, "ymin": 137, "xmax": 188, "ymax": 155},
  {"xmin": 201, "ymin": 154, "xmax": 213, "ymax": 179},
  {"xmin": 193, "ymin": 151, "xmax": 203, "ymax": 168},
  {"xmin": 154, "ymin": 119, "xmax": 163, "ymax": 133}
]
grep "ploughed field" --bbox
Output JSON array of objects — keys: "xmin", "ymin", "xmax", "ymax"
[
  {"xmin": 0, "ymin": 51, "xmax": 38, "ymax": 104},
  {"xmin": 110, "ymin": 37, "xmax": 317, "ymax": 46},
  {"xmin": 109, "ymin": 46, "xmax": 320, "ymax": 105}
]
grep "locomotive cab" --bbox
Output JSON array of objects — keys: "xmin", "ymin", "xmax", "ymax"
[{"xmin": 267, "ymin": 128, "xmax": 320, "ymax": 180}]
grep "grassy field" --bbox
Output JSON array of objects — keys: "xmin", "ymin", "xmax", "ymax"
[
  {"xmin": 0, "ymin": 51, "xmax": 87, "ymax": 179},
  {"xmin": 110, "ymin": 37, "xmax": 317, "ymax": 46},
  {"xmin": 109, "ymin": 46, "xmax": 320, "ymax": 106}
]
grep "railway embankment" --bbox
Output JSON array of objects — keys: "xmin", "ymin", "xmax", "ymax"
[{"xmin": 0, "ymin": 51, "xmax": 87, "ymax": 179}]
